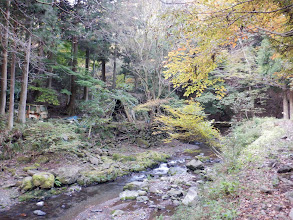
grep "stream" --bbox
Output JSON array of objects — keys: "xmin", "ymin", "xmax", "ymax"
[{"xmin": 0, "ymin": 145, "xmax": 217, "ymax": 220}]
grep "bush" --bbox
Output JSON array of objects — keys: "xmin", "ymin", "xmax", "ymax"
[{"xmin": 155, "ymin": 101, "xmax": 220, "ymax": 146}]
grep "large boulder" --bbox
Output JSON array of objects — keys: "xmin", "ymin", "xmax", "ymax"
[
  {"xmin": 186, "ymin": 159, "xmax": 204, "ymax": 171},
  {"xmin": 21, "ymin": 176, "xmax": 34, "ymax": 191},
  {"xmin": 32, "ymin": 172, "xmax": 55, "ymax": 189},
  {"xmin": 182, "ymin": 187, "xmax": 198, "ymax": 205},
  {"xmin": 119, "ymin": 190, "xmax": 139, "ymax": 200},
  {"xmin": 55, "ymin": 165, "xmax": 81, "ymax": 185}
]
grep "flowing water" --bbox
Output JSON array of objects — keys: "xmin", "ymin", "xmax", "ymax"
[{"xmin": 0, "ymin": 145, "xmax": 217, "ymax": 220}]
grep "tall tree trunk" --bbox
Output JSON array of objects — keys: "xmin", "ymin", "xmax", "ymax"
[
  {"xmin": 83, "ymin": 48, "xmax": 89, "ymax": 101},
  {"xmin": 0, "ymin": 0, "xmax": 11, "ymax": 115},
  {"xmin": 67, "ymin": 36, "xmax": 78, "ymax": 115},
  {"xmin": 101, "ymin": 59, "xmax": 106, "ymax": 82},
  {"xmin": 283, "ymin": 90, "xmax": 289, "ymax": 120},
  {"xmin": 289, "ymin": 90, "xmax": 293, "ymax": 120},
  {"xmin": 112, "ymin": 47, "xmax": 117, "ymax": 89},
  {"xmin": 18, "ymin": 32, "xmax": 32, "ymax": 123},
  {"xmin": 8, "ymin": 22, "xmax": 17, "ymax": 130}
]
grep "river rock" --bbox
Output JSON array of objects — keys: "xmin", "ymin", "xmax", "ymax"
[
  {"xmin": 36, "ymin": 201, "xmax": 44, "ymax": 207},
  {"xmin": 123, "ymin": 181, "xmax": 148, "ymax": 191},
  {"xmin": 182, "ymin": 187, "xmax": 198, "ymax": 205},
  {"xmin": 33, "ymin": 210, "xmax": 46, "ymax": 216},
  {"xmin": 32, "ymin": 172, "xmax": 55, "ymax": 189},
  {"xmin": 138, "ymin": 190, "xmax": 147, "ymax": 196},
  {"xmin": 119, "ymin": 190, "xmax": 139, "ymax": 200},
  {"xmin": 136, "ymin": 196, "xmax": 149, "ymax": 203},
  {"xmin": 168, "ymin": 167, "xmax": 187, "ymax": 176},
  {"xmin": 112, "ymin": 210, "xmax": 124, "ymax": 217},
  {"xmin": 21, "ymin": 176, "xmax": 33, "ymax": 191},
  {"xmin": 186, "ymin": 159, "xmax": 204, "ymax": 171},
  {"xmin": 167, "ymin": 188, "xmax": 184, "ymax": 198},
  {"xmin": 55, "ymin": 165, "xmax": 81, "ymax": 185}
]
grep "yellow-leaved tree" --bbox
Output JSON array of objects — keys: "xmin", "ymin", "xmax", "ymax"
[
  {"xmin": 155, "ymin": 101, "xmax": 220, "ymax": 147},
  {"xmin": 163, "ymin": 0, "xmax": 293, "ymax": 102}
]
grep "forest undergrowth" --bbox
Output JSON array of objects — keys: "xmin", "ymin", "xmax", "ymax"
[{"xmin": 174, "ymin": 118, "xmax": 293, "ymax": 220}]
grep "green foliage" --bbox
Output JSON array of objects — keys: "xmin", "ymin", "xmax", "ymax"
[
  {"xmin": 29, "ymin": 86, "xmax": 59, "ymax": 105},
  {"xmin": 54, "ymin": 177, "xmax": 62, "ymax": 187},
  {"xmin": 208, "ymin": 180, "xmax": 239, "ymax": 199},
  {"xmin": 257, "ymin": 38, "xmax": 282, "ymax": 76},
  {"xmin": 155, "ymin": 101, "xmax": 220, "ymax": 146},
  {"xmin": 22, "ymin": 121, "xmax": 82, "ymax": 152}
]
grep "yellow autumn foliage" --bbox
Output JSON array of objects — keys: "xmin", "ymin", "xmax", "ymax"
[{"xmin": 155, "ymin": 101, "xmax": 220, "ymax": 146}]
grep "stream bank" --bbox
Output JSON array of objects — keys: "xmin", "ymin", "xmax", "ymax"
[{"xmin": 0, "ymin": 140, "xmax": 216, "ymax": 220}]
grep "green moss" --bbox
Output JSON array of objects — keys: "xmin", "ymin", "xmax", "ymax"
[
  {"xmin": 16, "ymin": 156, "xmax": 32, "ymax": 163},
  {"xmin": 19, "ymin": 194, "xmax": 35, "ymax": 202},
  {"xmin": 36, "ymin": 156, "xmax": 50, "ymax": 164},
  {"xmin": 21, "ymin": 176, "xmax": 34, "ymax": 191},
  {"xmin": 23, "ymin": 166, "xmax": 37, "ymax": 172},
  {"xmin": 184, "ymin": 149, "xmax": 201, "ymax": 154},
  {"xmin": 32, "ymin": 172, "xmax": 55, "ymax": 189}
]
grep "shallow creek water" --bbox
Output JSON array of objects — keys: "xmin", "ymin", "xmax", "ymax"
[{"xmin": 0, "ymin": 146, "xmax": 216, "ymax": 220}]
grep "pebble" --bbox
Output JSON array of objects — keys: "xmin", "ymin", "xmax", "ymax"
[
  {"xmin": 33, "ymin": 210, "xmax": 46, "ymax": 216},
  {"xmin": 36, "ymin": 201, "xmax": 44, "ymax": 207}
]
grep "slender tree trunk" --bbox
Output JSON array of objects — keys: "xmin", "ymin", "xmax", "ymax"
[
  {"xmin": 101, "ymin": 59, "xmax": 106, "ymax": 82},
  {"xmin": 289, "ymin": 90, "xmax": 293, "ymax": 120},
  {"xmin": 283, "ymin": 90, "xmax": 289, "ymax": 120},
  {"xmin": 0, "ymin": 0, "xmax": 11, "ymax": 115},
  {"xmin": 112, "ymin": 47, "xmax": 117, "ymax": 89},
  {"xmin": 18, "ymin": 32, "xmax": 32, "ymax": 123},
  {"xmin": 67, "ymin": 36, "xmax": 78, "ymax": 115},
  {"xmin": 8, "ymin": 23, "xmax": 17, "ymax": 130},
  {"xmin": 83, "ymin": 48, "xmax": 89, "ymax": 101}
]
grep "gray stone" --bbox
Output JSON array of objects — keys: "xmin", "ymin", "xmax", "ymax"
[
  {"xmin": 182, "ymin": 187, "xmax": 198, "ymax": 205},
  {"xmin": 138, "ymin": 190, "xmax": 147, "ymax": 196},
  {"xmin": 277, "ymin": 165, "xmax": 293, "ymax": 173},
  {"xmin": 33, "ymin": 210, "xmax": 46, "ymax": 216},
  {"xmin": 136, "ymin": 196, "xmax": 149, "ymax": 203},
  {"xmin": 89, "ymin": 156, "xmax": 100, "ymax": 165},
  {"xmin": 36, "ymin": 201, "xmax": 44, "ymax": 207},
  {"xmin": 112, "ymin": 210, "xmax": 124, "ymax": 217},
  {"xmin": 55, "ymin": 165, "xmax": 81, "ymax": 185},
  {"xmin": 123, "ymin": 181, "xmax": 148, "ymax": 191},
  {"xmin": 167, "ymin": 189, "xmax": 184, "ymax": 198},
  {"xmin": 168, "ymin": 167, "xmax": 187, "ymax": 176},
  {"xmin": 119, "ymin": 190, "xmax": 139, "ymax": 200},
  {"xmin": 260, "ymin": 186, "xmax": 273, "ymax": 194},
  {"xmin": 173, "ymin": 200, "xmax": 181, "ymax": 206},
  {"xmin": 289, "ymin": 208, "xmax": 293, "ymax": 220},
  {"xmin": 186, "ymin": 159, "xmax": 204, "ymax": 171}
]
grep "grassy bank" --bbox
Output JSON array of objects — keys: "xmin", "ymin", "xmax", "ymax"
[{"xmin": 174, "ymin": 117, "xmax": 293, "ymax": 219}]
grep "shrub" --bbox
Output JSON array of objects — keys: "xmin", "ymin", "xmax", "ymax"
[{"xmin": 155, "ymin": 101, "xmax": 220, "ymax": 146}]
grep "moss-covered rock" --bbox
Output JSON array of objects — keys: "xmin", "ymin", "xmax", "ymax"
[
  {"xmin": 32, "ymin": 172, "xmax": 55, "ymax": 189},
  {"xmin": 119, "ymin": 190, "xmax": 139, "ymax": 200},
  {"xmin": 36, "ymin": 156, "xmax": 50, "ymax": 164},
  {"xmin": 17, "ymin": 156, "xmax": 32, "ymax": 164},
  {"xmin": 23, "ymin": 166, "xmax": 38, "ymax": 172},
  {"xmin": 21, "ymin": 176, "xmax": 34, "ymax": 191}
]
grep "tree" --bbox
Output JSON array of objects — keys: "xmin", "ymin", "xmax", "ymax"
[{"xmin": 0, "ymin": 0, "xmax": 10, "ymax": 115}]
